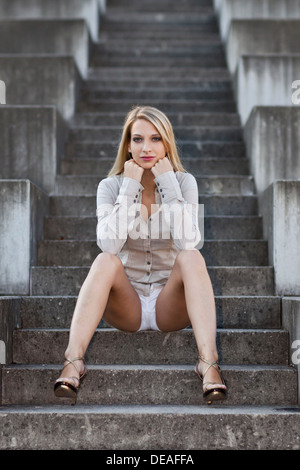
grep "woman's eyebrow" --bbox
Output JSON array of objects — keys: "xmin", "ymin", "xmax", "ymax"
[{"xmin": 132, "ymin": 133, "xmax": 161, "ymax": 137}]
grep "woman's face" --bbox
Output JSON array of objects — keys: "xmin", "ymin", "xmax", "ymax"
[{"xmin": 128, "ymin": 119, "xmax": 166, "ymax": 169}]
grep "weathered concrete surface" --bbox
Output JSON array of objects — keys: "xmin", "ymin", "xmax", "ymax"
[
  {"xmin": 282, "ymin": 297, "xmax": 300, "ymax": 403},
  {"xmin": 244, "ymin": 107, "xmax": 300, "ymax": 194},
  {"xmin": 0, "ymin": 106, "xmax": 67, "ymax": 193},
  {"xmin": 0, "ymin": 298, "xmax": 21, "ymax": 367},
  {"xmin": 235, "ymin": 55, "xmax": 300, "ymax": 124},
  {"xmin": 0, "ymin": 19, "xmax": 90, "ymax": 77},
  {"xmin": 0, "ymin": 79, "xmax": 5, "ymax": 104},
  {"xmin": 0, "ymin": 180, "xmax": 49, "ymax": 295},
  {"xmin": 0, "ymin": 406, "xmax": 299, "ymax": 450},
  {"xmin": 226, "ymin": 19, "xmax": 300, "ymax": 74},
  {"xmin": 0, "ymin": 56, "xmax": 82, "ymax": 120},
  {"xmin": 218, "ymin": 0, "xmax": 300, "ymax": 40},
  {"xmin": 0, "ymin": 0, "xmax": 99, "ymax": 41},
  {"xmin": 260, "ymin": 181, "xmax": 300, "ymax": 296}
]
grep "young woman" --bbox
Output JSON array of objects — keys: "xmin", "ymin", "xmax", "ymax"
[{"xmin": 54, "ymin": 106, "xmax": 227, "ymax": 405}]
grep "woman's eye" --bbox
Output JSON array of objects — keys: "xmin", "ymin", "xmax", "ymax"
[
  {"xmin": 153, "ymin": 137, "xmax": 161, "ymax": 142},
  {"xmin": 133, "ymin": 137, "xmax": 142, "ymax": 143}
]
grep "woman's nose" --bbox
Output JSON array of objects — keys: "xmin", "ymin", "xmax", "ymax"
[{"xmin": 143, "ymin": 140, "xmax": 152, "ymax": 152}]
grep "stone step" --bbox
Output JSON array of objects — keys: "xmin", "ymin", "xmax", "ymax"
[
  {"xmin": 44, "ymin": 215, "xmax": 263, "ymax": 241},
  {"xmin": 101, "ymin": 18, "xmax": 218, "ymax": 32},
  {"xmin": 92, "ymin": 56, "xmax": 227, "ymax": 68},
  {"xmin": 49, "ymin": 195, "xmax": 257, "ymax": 217},
  {"xmin": 84, "ymin": 79, "xmax": 232, "ymax": 91},
  {"xmin": 0, "ymin": 405, "xmax": 299, "ymax": 450},
  {"xmin": 77, "ymin": 99, "xmax": 237, "ymax": 113},
  {"xmin": 95, "ymin": 43, "xmax": 225, "ymax": 55},
  {"xmin": 18, "ymin": 296, "xmax": 282, "ymax": 330},
  {"xmin": 108, "ymin": 0, "xmax": 213, "ymax": 12},
  {"xmin": 67, "ymin": 126, "xmax": 241, "ymax": 142},
  {"xmin": 87, "ymin": 66, "xmax": 231, "ymax": 79},
  {"xmin": 54, "ymin": 175, "xmax": 254, "ymax": 196},
  {"xmin": 71, "ymin": 112, "xmax": 241, "ymax": 127},
  {"xmin": 82, "ymin": 89, "xmax": 234, "ymax": 102},
  {"xmin": 30, "ymin": 266, "xmax": 274, "ymax": 296},
  {"xmin": 36, "ymin": 240, "xmax": 268, "ymax": 267},
  {"xmin": 60, "ymin": 157, "xmax": 249, "ymax": 176},
  {"xmin": 2, "ymin": 364, "xmax": 297, "ymax": 407},
  {"xmin": 98, "ymin": 37, "xmax": 224, "ymax": 47},
  {"xmin": 12, "ymin": 328, "xmax": 288, "ymax": 365},
  {"xmin": 65, "ymin": 142, "xmax": 246, "ymax": 160}
]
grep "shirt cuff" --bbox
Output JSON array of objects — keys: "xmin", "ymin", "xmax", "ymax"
[
  {"xmin": 115, "ymin": 177, "xmax": 144, "ymax": 205},
  {"xmin": 154, "ymin": 171, "xmax": 184, "ymax": 203}
]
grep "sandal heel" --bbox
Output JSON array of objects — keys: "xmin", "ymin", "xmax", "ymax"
[
  {"xmin": 54, "ymin": 357, "xmax": 86, "ymax": 405},
  {"xmin": 195, "ymin": 355, "xmax": 227, "ymax": 405}
]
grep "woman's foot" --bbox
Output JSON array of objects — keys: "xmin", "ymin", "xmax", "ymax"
[
  {"xmin": 195, "ymin": 355, "xmax": 227, "ymax": 404},
  {"xmin": 54, "ymin": 357, "xmax": 86, "ymax": 405}
]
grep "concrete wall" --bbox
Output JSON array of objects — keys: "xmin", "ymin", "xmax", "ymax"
[
  {"xmin": 0, "ymin": 80, "xmax": 5, "ymax": 104},
  {"xmin": 282, "ymin": 298, "xmax": 300, "ymax": 402},
  {"xmin": 0, "ymin": 180, "xmax": 49, "ymax": 295},
  {"xmin": 259, "ymin": 181, "xmax": 300, "ymax": 296},
  {"xmin": 235, "ymin": 55, "xmax": 300, "ymax": 125},
  {"xmin": 0, "ymin": 106, "xmax": 67, "ymax": 194},
  {"xmin": 0, "ymin": 0, "xmax": 99, "ymax": 41},
  {"xmin": 0, "ymin": 56, "xmax": 82, "ymax": 120},
  {"xmin": 226, "ymin": 20, "xmax": 300, "ymax": 75},
  {"xmin": 0, "ymin": 19, "xmax": 91, "ymax": 78},
  {"xmin": 0, "ymin": 298, "xmax": 21, "ymax": 367},
  {"xmin": 218, "ymin": 0, "xmax": 300, "ymax": 41},
  {"xmin": 244, "ymin": 107, "xmax": 300, "ymax": 194}
]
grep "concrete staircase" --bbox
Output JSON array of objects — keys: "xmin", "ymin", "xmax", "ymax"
[{"xmin": 1, "ymin": 0, "xmax": 299, "ymax": 450}]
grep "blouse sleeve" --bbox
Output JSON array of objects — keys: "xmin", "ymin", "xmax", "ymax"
[
  {"xmin": 154, "ymin": 171, "xmax": 201, "ymax": 250},
  {"xmin": 96, "ymin": 176, "xmax": 144, "ymax": 254}
]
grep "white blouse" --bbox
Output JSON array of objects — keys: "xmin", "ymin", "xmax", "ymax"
[{"xmin": 96, "ymin": 170, "xmax": 201, "ymax": 296}]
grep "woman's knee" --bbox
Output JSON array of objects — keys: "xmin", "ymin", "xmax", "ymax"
[
  {"xmin": 175, "ymin": 249, "xmax": 207, "ymax": 272},
  {"xmin": 90, "ymin": 252, "xmax": 122, "ymax": 276}
]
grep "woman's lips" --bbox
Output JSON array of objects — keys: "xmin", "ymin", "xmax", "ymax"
[{"xmin": 141, "ymin": 156, "xmax": 155, "ymax": 160}]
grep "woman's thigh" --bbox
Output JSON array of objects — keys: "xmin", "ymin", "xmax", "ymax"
[
  {"xmin": 100, "ymin": 253, "xmax": 142, "ymax": 332},
  {"xmin": 155, "ymin": 252, "xmax": 192, "ymax": 332}
]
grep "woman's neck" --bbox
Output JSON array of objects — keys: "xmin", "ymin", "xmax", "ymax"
[{"xmin": 141, "ymin": 169, "xmax": 156, "ymax": 193}]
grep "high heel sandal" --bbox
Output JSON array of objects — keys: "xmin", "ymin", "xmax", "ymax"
[
  {"xmin": 195, "ymin": 355, "xmax": 227, "ymax": 405},
  {"xmin": 54, "ymin": 357, "xmax": 87, "ymax": 405}
]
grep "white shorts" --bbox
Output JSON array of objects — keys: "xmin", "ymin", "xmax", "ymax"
[{"xmin": 137, "ymin": 284, "xmax": 164, "ymax": 331}]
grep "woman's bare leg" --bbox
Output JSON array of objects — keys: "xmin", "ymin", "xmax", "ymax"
[
  {"xmin": 155, "ymin": 249, "xmax": 226, "ymax": 391},
  {"xmin": 57, "ymin": 252, "xmax": 142, "ymax": 383}
]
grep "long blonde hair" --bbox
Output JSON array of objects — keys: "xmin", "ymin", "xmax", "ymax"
[{"xmin": 107, "ymin": 106, "xmax": 186, "ymax": 176}]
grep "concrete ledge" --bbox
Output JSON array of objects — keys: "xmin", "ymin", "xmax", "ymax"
[
  {"xmin": 0, "ymin": 106, "xmax": 67, "ymax": 193},
  {"xmin": 235, "ymin": 54, "xmax": 300, "ymax": 125},
  {"xmin": 282, "ymin": 297, "xmax": 300, "ymax": 403},
  {"xmin": 259, "ymin": 181, "xmax": 300, "ymax": 296},
  {"xmin": 244, "ymin": 106, "xmax": 300, "ymax": 194},
  {"xmin": 0, "ymin": 19, "xmax": 91, "ymax": 77},
  {"xmin": 0, "ymin": 55, "xmax": 82, "ymax": 120},
  {"xmin": 0, "ymin": 79, "xmax": 5, "ymax": 104},
  {"xmin": 0, "ymin": 0, "xmax": 99, "ymax": 41},
  {"xmin": 227, "ymin": 19, "xmax": 300, "ymax": 75},
  {"xmin": 0, "ymin": 297, "xmax": 21, "ymax": 368},
  {"xmin": 0, "ymin": 180, "xmax": 49, "ymax": 295},
  {"xmin": 219, "ymin": 0, "xmax": 300, "ymax": 41}
]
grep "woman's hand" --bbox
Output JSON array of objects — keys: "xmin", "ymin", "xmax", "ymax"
[
  {"xmin": 151, "ymin": 156, "xmax": 174, "ymax": 178},
  {"xmin": 123, "ymin": 159, "xmax": 144, "ymax": 183}
]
